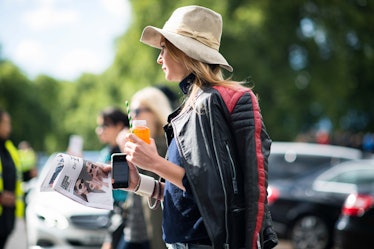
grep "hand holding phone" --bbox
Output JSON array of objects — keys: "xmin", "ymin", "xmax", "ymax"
[{"xmin": 111, "ymin": 153, "xmax": 129, "ymax": 188}]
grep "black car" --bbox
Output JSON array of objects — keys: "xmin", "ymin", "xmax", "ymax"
[
  {"xmin": 334, "ymin": 164, "xmax": 374, "ymax": 249},
  {"xmin": 267, "ymin": 142, "xmax": 363, "ymax": 249}
]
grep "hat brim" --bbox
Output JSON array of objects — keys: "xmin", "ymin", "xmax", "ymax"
[{"xmin": 140, "ymin": 26, "xmax": 233, "ymax": 72}]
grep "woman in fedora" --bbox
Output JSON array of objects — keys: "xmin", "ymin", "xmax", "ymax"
[{"xmin": 119, "ymin": 5, "xmax": 277, "ymax": 249}]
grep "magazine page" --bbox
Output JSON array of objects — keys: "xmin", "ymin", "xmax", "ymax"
[
  {"xmin": 41, "ymin": 153, "xmax": 113, "ymax": 210},
  {"xmin": 40, "ymin": 153, "xmax": 66, "ymax": 192}
]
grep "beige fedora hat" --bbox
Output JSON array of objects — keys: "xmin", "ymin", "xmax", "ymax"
[{"xmin": 140, "ymin": 5, "xmax": 233, "ymax": 72}]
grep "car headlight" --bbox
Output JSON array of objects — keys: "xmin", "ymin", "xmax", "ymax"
[{"xmin": 35, "ymin": 206, "xmax": 69, "ymax": 229}]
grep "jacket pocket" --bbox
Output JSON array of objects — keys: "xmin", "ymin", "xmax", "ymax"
[{"xmin": 228, "ymin": 207, "xmax": 245, "ymax": 249}]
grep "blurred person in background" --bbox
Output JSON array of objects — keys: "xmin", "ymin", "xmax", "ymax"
[
  {"xmin": 155, "ymin": 85, "xmax": 180, "ymax": 109},
  {"xmin": 0, "ymin": 109, "xmax": 24, "ymax": 249},
  {"xmin": 96, "ymin": 107, "xmax": 130, "ymax": 164},
  {"xmin": 18, "ymin": 140, "xmax": 37, "ymax": 182},
  {"xmin": 66, "ymin": 134, "xmax": 84, "ymax": 157},
  {"xmin": 96, "ymin": 107, "xmax": 130, "ymax": 249},
  {"xmin": 18, "ymin": 140, "xmax": 37, "ymax": 214},
  {"xmin": 115, "ymin": 86, "xmax": 172, "ymax": 249}
]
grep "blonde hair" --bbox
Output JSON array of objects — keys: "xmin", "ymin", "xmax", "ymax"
[
  {"xmin": 164, "ymin": 39, "xmax": 245, "ymax": 110},
  {"xmin": 131, "ymin": 87, "xmax": 173, "ymax": 137}
]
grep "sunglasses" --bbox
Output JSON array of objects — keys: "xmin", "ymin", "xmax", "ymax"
[
  {"xmin": 96, "ymin": 123, "xmax": 113, "ymax": 129},
  {"xmin": 88, "ymin": 164, "xmax": 97, "ymax": 174},
  {"xmin": 132, "ymin": 108, "xmax": 151, "ymax": 117},
  {"xmin": 77, "ymin": 179, "xmax": 85, "ymax": 190}
]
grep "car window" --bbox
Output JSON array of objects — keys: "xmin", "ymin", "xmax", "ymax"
[
  {"xmin": 268, "ymin": 154, "xmax": 348, "ymax": 180},
  {"xmin": 325, "ymin": 169, "xmax": 374, "ymax": 185}
]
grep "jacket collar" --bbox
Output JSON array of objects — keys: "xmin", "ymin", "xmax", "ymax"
[{"xmin": 179, "ymin": 73, "xmax": 195, "ymax": 95}]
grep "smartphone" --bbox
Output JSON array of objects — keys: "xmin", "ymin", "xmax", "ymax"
[{"xmin": 111, "ymin": 153, "xmax": 129, "ymax": 188}]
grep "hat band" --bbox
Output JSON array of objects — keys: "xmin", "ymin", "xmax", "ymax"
[{"xmin": 175, "ymin": 27, "xmax": 220, "ymax": 50}]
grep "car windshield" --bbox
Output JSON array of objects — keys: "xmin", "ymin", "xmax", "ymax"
[
  {"xmin": 322, "ymin": 168, "xmax": 374, "ymax": 185},
  {"xmin": 268, "ymin": 154, "xmax": 348, "ymax": 180}
]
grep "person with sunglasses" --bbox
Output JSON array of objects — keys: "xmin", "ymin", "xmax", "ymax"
[
  {"xmin": 95, "ymin": 107, "xmax": 129, "ymax": 249},
  {"xmin": 96, "ymin": 107, "xmax": 130, "ymax": 164},
  {"xmin": 86, "ymin": 161, "xmax": 109, "ymax": 182},
  {"xmin": 85, "ymin": 162, "xmax": 109, "ymax": 191},
  {"xmin": 114, "ymin": 86, "xmax": 173, "ymax": 249},
  {"xmin": 74, "ymin": 178, "xmax": 105, "ymax": 202}
]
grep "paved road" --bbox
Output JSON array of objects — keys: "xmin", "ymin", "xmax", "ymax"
[
  {"xmin": 6, "ymin": 218, "xmax": 28, "ymax": 249},
  {"xmin": 6, "ymin": 218, "xmax": 292, "ymax": 249}
]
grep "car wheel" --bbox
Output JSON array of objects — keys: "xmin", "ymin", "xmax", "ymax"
[{"xmin": 290, "ymin": 215, "xmax": 330, "ymax": 249}]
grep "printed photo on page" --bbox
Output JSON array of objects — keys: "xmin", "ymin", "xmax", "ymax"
[{"xmin": 40, "ymin": 153, "xmax": 113, "ymax": 210}]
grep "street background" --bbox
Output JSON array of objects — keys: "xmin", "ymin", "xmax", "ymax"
[{"xmin": 6, "ymin": 218, "xmax": 292, "ymax": 249}]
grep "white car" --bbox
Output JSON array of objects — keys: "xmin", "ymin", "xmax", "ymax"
[
  {"xmin": 26, "ymin": 152, "xmax": 112, "ymax": 249},
  {"xmin": 268, "ymin": 141, "xmax": 363, "ymax": 181}
]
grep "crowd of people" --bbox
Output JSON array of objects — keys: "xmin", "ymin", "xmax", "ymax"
[
  {"xmin": 0, "ymin": 5, "xmax": 281, "ymax": 249},
  {"xmin": 96, "ymin": 87, "xmax": 173, "ymax": 249},
  {"xmin": 110, "ymin": 5, "xmax": 277, "ymax": 249},
  {"xmin": 7, "ymin": 3, "xmax": 374, "ymax": 249}
]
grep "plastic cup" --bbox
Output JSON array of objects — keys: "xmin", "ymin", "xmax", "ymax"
[{"xmin": 132, "ymin": 120, "xmax": 150, "ymax": 144}]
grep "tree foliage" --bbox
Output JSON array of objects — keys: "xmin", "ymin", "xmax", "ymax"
[{"xmin": 0, "ymin": 0, "xmax": 373, "ymax": 152}]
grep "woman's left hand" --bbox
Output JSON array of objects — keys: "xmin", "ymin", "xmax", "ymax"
[
  {"xmin": 98, "ymin": 156, "xmax": 141, "ymax": 192},
  {"xmin": 98, "ymin": 162, "xmax": 112, "ymax": 175}
]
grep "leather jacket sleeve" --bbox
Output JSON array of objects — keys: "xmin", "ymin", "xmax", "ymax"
[
  {"xmin": 223, "ymin": 87, "xmax": 275, "ymax": 249},
  {"xmin": 262, "ymin": 205, "xmax": 279, "ymax": 249}
]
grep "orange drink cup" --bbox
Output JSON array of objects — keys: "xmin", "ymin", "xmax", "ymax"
[{"xmin": 132, "ymin": 120, "xmax": 151, "ymax": 144}]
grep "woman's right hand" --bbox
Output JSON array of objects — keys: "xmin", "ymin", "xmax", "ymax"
[
  {"xmin": 123, "ymin": 133, "xmax": 160, "ymax": 172},
  {"xmin": 0, "ymin": 191, "xmax": 16, "ymax": 207},
  {"xmin": 124, "ymin": 133, "xmax": 187, "ymax": 191}
]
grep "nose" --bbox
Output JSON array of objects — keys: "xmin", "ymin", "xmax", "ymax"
[{"xmin": 157, "ymin": 53, "xmax": 162, "ymax": 64}]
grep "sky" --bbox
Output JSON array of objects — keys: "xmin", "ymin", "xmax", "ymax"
[{"xmin": 0, "ymin": 0, "xmax": 131, "ymax": 81}]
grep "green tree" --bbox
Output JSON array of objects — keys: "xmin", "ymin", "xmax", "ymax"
[
  {"xmin": 0, "ymin": 62, "xmax": 51, "ymax": 150},
  {"xmin": 220, "ymin": 1, "xmax": 374, "ymax": 140},
  {"xmin": 121, "ymin": 0, "xmax": 373, "ymax": 141},
  {"xmin": 1, "ymin": 0, "xmax": 373, "ymax": 152},
  {"xmin": 33, "ymin": 75, "xmax": 64, "ymax": 152}
]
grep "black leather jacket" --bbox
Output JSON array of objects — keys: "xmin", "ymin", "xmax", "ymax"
[{"xmin": 165, "ymin": 84, "xmax": 277, "ymax": 249}]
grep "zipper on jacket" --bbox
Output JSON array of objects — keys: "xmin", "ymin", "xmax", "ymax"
[
  {"xmin": 216, "ymin": 143, "xmax": 230, "ymax": 247},
  {"xmin": 225, "ymin": 143, "xmax": 238, "ymax": 195}
]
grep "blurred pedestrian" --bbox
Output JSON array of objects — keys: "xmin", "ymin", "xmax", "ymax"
[
  {"xmin": 0, "ymin": 109, "xmax": 24, "ymax": 249},
  {"xmin": 96, "ymin": 107, "xmax": 130, "ymax": 164},
  {"xmin": 362, "ymin": 132, "xmax": 374, "ymax": 153},
  {"xmin": 18, "ymin": 141, "xmax": 37, "ymax": 182},
  {"xmin": 18, "ymin": 140, "xmax": 37, "ymax": 215},
  {"xmin": 66, "ymin": 134, "xmax": 84, "ymax": 157},
  {"xmin": 96, "ymin": 107, "xmax": 130, "ymax": 249},
  {"xmin": 121, "ymin": 5, "xmax": 277, "ymax": 249},
  {"xmin": 115, "ymin": 86, "xmax": 172, "ymax": 249}
]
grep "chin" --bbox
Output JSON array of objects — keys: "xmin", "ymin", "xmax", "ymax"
[{"xmin": 166, "ymin": 75, "xmax": 181, "ymax": 82}]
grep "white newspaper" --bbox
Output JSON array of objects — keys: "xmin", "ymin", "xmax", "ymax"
[{"xmin": 40, "ymin": 153, "xmax": 113, "ymax": 210}]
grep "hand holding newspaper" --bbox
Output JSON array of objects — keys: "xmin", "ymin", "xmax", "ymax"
[{"xmin": 40, "ymin": 153, "xmax": 113, "ymax": 210}]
